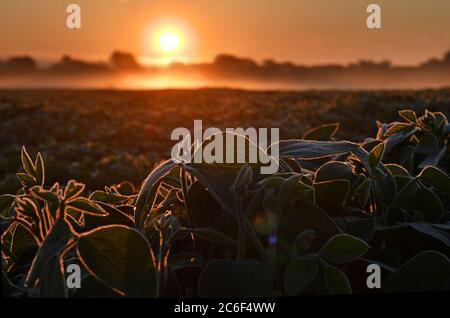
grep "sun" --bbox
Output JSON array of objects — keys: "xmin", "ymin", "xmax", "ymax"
[
  {"xmin": 142, "ymin": 18, "xmax": 196, "ymax": 63},
  {"xmin": 159, "ymin": 31, "xmax": 180, "ymax": 53},
  {"xmin": 152, "ymin": 26, "xmax": 185, "ymax": 56}
]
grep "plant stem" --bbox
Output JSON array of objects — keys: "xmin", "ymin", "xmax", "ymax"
[
  {"xmin": 234, "ymin": 195, "xmax": 246, "ymax": 260},
  {"xmin": 244, "ymin": 219, "xmax": 270, "ymax": 262},
  {"xmin": 236, "ymin": 215, "xmax": 245, "ymax": 260},
  {"xmin": 157, "ymin": 235, "xmax": 165, "ymax": 297}
]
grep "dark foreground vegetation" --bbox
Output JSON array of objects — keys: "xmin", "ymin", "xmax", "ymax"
[{"xmin": 1, "ymin": 89, "xmax": 450, "ymax": 297}]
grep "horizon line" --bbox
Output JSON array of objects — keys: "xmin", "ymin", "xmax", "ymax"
[{"xmin": 1, "ymin": 48, "xmax": 449, "ymax": 69}]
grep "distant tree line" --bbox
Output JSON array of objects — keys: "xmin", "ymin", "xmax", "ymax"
[{"xmin": 1, "ymin": 50, "xmax": 449, "ymax": 87}]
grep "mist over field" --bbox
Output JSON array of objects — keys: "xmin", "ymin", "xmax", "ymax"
[{"xmin": 1, "ymin": 50, "xmax": 450, "ymax": 90}]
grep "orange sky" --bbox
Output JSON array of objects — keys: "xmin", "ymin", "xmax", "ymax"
[{"xmin": 0, "ymin": 0, "xmax": 449, "ymax": 65}]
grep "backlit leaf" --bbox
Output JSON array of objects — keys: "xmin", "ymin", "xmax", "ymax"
[{"xmin": 77, "ymin": 225, "xmax": 157, "ymax": 297}]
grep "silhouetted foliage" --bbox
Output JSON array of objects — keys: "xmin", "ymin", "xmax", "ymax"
[{"xmin": 2, "ymin": 107, "xmax": 450, "ymax": 297}]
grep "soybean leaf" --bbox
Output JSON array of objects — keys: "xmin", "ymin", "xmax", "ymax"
[
  {"xmin": 15, "ymin": 197, "xmax": 39, "ymax": 224},
  {"xmin": 303, "ymin": 123, "xmax": 339, "ymax": 141},
  {"xmin": 418, "ymin": 166, "xmax": 450, "ymax": 196},
  {"xmin": 322, "ymin": 261, "xmax": 351, "ymax": 294},
  {"xmin": 35, "ymin": 153, "xmax": 45, "ymax": 186},
  {"xmin": 279, "ymin": 174, "xmax": 314, "ymax": 209},
  {"xmin": 371, "ymin": 223, "xmax": 450, "ymax": 267},
  {"xmin": 30, "ymin": 186, "xmax": 60, "ymax": 204},
  {"xmin": 0, "ymin": 194, "xmax": 15, "ymax": 219},
  {"xmin": 284, "ymin": 255, "xmax": 318, "ymax": 296},
  {"xmin": 383, "ymin": 251, "xmax": 450, "ymax": 292},
  {"xmin": 8, "ymin": 222, "xmax": 39, "ymax": 267},
  {"xmin": 135, "ymin": 159, "xmax": 176, "ymax": 229},
  {"xmin": 2, "ymin": 270, "xmax": 27, "ymax": 297},
  {"xmin": 71, "ymin": 274, "xmax": 122, "ymax": 298},
  {"xmin": 77, "ymin": 225, "xmax": 157, "ymax": 297},
  {"xmin": 385, "ymin": 122, "xmax": 412, "ymax": 136},
  {"xmin": 434, "ymin": 112, "xmax": 448, "ymax": 130},
  {"xmin": 399, "ymin": 110, "xmax": 417, "ymax": 123},
  {"xmin": 315, "ymin": 161, "xmax": 356, "ymax": 183},
  {"xmin": 21, "ymin": 146, "xmax": 35, "ymax": 176},
  {"xmin": 83, "ymin": 202, "xmax": 134, "ymax": 229},
  {"xmin": 418, "ymin": 187, "xmax": 443, "ymax": 223},
  {"xmin": 368, "ymin": 142, "xmax": 384, "ymax": 170},
  {"xmin": 262, "ymin": 174, "xmax": 314, "ymax": 213},
  {"xmin": 372, "ymin": 168, "xmax": 397, "ymax": 208},
  {"xmin": 314, "ymin": 179, "xmax": 350, "ymax": 209},
  {"xmin": 407, "ymin": 223, "xmax": 450, "ymax": 247},
  {"xmin": 385, "ymin": 164, "xmax": 410, "ymax": 176},
  {"xmin": 344, "ymin": 217, "xmax": 376, "ymax": 243},
  {"xmin": 391, "ymin": 176, "xmax": 420, "ymax": 211},
  {"xmin": 17, "ymin": 173, "xmax": 37, "ymax": 187},
  {"xmin": 231, "ymin": 164, "xmax": 253, "ymax": 193},
  {"xmin": 320, "ymin": 234, "xmax": 370, "ymax": 263},
  {"xmin": 355, "ymin": 177, "xmax": 371, "ymax": 208},
  {"xmin": 115, "ymin": 181, "xmax": 136, "ymax": 196},
  {"xmin": 293, "ymin": 229, "xmax": 316, "ymax": 257},
  {"xmin": 384, "ymin": 125, "xmax": 417, "ymax": 153},
  {"xmin": 187, "ymin": 180, "xmax": 236, "ymax": 240},
  {"xmin": 417, "ymin": 147, "xmax": 447, "ymax": 169},
  {"xmin": 67, "ymin": 197, "xmax": 108, "ymax": 216},
  {"xmin": 25, "ymin": 217, "xmax": 75, "ymax": 287},
  {"xmin": 277, "ymin": 200, "xmax": 342, "ymax": 267},
  {"xmin": 64, "ymin": 180, "xmax": 85, "ymax": 201},
  {"xmin": 416, "ymin": 133, "xmax": 439, "ymax": 154},
  {"xmin": 89, "ymin": 191, "xmax": 130, "ymax": 205},
  {"xmin": 184, "ymin": 163, "xmax": 241, "ymax": 216},
  {"xmin": 275, "ymin": 140, "xmax": 359, "ymax": 159}
]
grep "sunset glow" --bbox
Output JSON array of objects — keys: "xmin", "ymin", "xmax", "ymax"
[{"xmin": 1, "ymin": 1, "xmax": 449, "ymax": 65}]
